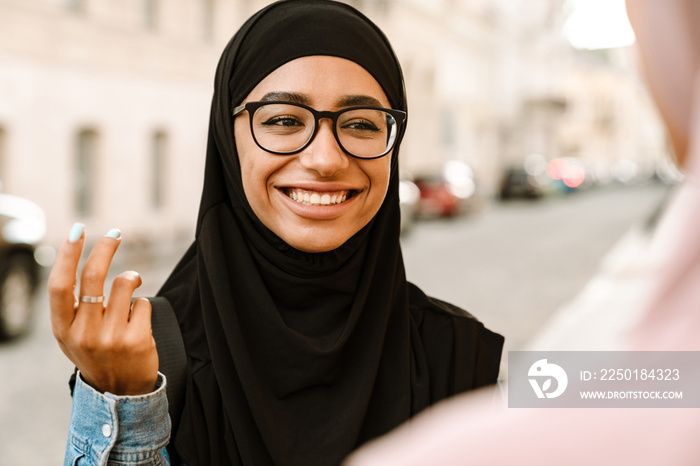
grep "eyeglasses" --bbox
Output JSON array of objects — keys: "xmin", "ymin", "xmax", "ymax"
[{"xmin": 233, "ymin": 101, "xmax": 406, "ymax": 159}]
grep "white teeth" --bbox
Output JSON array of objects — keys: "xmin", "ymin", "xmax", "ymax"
[{"xmin": 286, "ymin": 189, "xmax": 352, "ymax": 206}]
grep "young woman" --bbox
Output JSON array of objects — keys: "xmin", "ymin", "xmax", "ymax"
[{"xmin": 49, "ymin": 1, "xmax": 504, "ymax": 465}]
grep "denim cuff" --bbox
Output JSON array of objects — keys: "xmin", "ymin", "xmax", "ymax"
[{"xmin": 67, "ymin": 371, "xmax": 170, "ymax": 465}]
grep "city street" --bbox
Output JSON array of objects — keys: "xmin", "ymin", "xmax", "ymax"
[
  {"xmin": 401, "ymin": 182, "xmax": 670, "ymax": 357},
  {"xmin": 0, "ymin": 182, "xmax": 670, "ymax": 465}
]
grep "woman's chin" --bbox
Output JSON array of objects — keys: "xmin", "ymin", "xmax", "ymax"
[{"xmin": 281, "ymin": 234, "xmax": 349, "ymax": 253}]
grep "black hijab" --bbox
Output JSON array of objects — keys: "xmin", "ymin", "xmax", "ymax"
[{"xmin": 158, "ymin": 1, "xmax": 503, "ymax": 465}]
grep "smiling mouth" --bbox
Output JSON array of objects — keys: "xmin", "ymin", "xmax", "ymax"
[{"xmin": 283, "ymin": 188, "xmax": 358, "ymax": 206}]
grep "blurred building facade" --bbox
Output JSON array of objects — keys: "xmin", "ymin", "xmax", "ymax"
[
  {"xmin": 0, "ymin": 0, "xmax": 669, "ymax": 251},
  {"xmin": 558, "ymin": 47, "xmax": 670, "ymax": 184},
  {"xmin": 0, "ymin": 0, "xmax": 240, "ymax": 250}
]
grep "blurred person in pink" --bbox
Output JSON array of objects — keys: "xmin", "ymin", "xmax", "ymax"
[{"xmin": 345, "ymin": 1, "xmax": 700, "ymax": 464}]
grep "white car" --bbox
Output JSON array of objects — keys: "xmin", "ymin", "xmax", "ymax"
[{"xmin": 0, "ymin": 193, "xmax": 46, "ymax": 339}]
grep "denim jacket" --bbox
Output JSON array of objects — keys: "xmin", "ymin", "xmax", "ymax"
[{"xmin": 65, "ymin": 371, "xmax": 172, "ymax": 466}]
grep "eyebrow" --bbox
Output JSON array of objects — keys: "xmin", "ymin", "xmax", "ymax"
[
  {"xmin": 260, "ymin": 91, "xmax": 309, "ymax": 104},
  {"xmin": 338, "ymin": 95, "xmax": 384, "ymax": 107},
  {"xmin": 259, "ymin": 92, "xmax": 385, "ymax": 108}
]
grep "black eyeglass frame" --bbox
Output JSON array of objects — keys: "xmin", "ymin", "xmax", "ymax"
[{"xmin": 232, "ymin": 100, "xmax": 407, "ymax": 160}]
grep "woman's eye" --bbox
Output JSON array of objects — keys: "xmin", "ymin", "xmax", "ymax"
[
  {"xmin": 343, "ymin": 119, "xmax": 380, "ymax": 132},
  {"xmin": 262, "ymin": 116, "xmax": 304, "ymax": 127}
]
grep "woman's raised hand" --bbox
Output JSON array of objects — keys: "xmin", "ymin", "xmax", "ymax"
[{"xmin": 48, "ymin": 223, "xmax": 159, "ymax": 396}]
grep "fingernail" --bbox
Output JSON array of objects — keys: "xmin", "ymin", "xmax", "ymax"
[
  {"xmin": 68, "ymin": 223, "xmax": 85, "ymax": 243},
  {"xmin": 105, "ymin": 228, "xmax": 122, "ymax": 239}
]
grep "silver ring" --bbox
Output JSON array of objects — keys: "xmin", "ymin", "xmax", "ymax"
[{"xmin": 79, "ymin": 295, "xmax": 105, "ymax": 304}]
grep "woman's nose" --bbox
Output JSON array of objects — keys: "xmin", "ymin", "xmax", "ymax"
[{"xmin": 298, "ymin": 120, "xmax": 349, "ymax": 176}]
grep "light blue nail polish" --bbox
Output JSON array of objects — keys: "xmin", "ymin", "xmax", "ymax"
[
  {"xmin": 68, "ymin": 223, "xmax": 85, "ymax": 243},
  {"xmin": 105, "ymin": 228, "xmax": 122, "ymax": 239}
]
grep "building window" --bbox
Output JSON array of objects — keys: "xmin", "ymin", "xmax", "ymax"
[
  {"xmin": 144, "ymin": 0, "xmax": 158, "ymax": 30},
  {"xmin": 74, "ymin": 129, "xmax": 98, "ymax": 217},
  {"xmin": 442, "ymin": 107, "xmax": 456, "ymax": 147},
  {"xmin": 0, "ymin": 127, "xmax": 6, "ymax": 189},
  {"xmin": 203, "ymin": 0, "xmax": 215, "ymax": 41},
  {"xmin": 64, "ymin": 0, "xmax": 85, "ymax": 12},
  {"xmin": 151, "ymin": 131, "xmax": 167, "ymax": 209}
]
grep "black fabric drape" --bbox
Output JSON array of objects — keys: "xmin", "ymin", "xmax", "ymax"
[{"xmin": 158, "ymin": 1, "xmax": 503, "ymax": 465}]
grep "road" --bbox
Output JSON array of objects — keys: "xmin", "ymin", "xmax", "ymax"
[
  {"xmin": 401, "ymin": 182, "xmax": 669, "ymax": 357},
  {"xmin": 0, "ymin": 182, "xmax": 670, "ymax": 465}
]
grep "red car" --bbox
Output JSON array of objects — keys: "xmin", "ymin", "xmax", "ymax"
[{"xmin": 414, "ymin": 174, "xmax": 475, "ymax": 218}]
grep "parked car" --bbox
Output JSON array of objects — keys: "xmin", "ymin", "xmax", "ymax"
[
  {"xmin": 399, "ymin": 172, "xmax": 421, "ymax": 233},
  {"xmin": 0, "ymin": 192, "xmax": 46, "ymax": 339},
  {"xmin": 414, "ymin": 161, "xmax": 477, "ymax": 218},
  {"xmin": 499, "ymin": 167, "xmax": 543, "ymax": 200}
]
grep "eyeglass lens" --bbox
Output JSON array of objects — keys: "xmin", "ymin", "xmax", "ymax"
[{"xmin": 251, "ymin": 104, "xmax": 398, "ymax": 158}]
